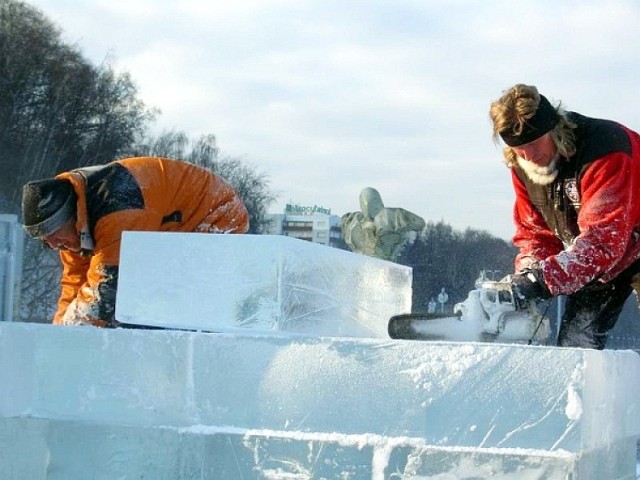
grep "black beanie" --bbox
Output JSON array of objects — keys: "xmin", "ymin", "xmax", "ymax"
[
  {"xmin": 499, "ymin": 95, "xmax": 558, "ymax": 147},
  {"xmin": 21, "ymin": 178, "xmax": 77, "ymax": 238}
]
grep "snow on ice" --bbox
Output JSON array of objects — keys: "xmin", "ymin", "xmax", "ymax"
[{"xmin": 0, "ymin": 232, "xmax": 638, "ymax": 479}]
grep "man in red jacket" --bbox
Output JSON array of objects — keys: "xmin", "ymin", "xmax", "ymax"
[
  {"xmin": 489, "ymin": 84, "xmax": 640, "ymax": 349},
  {"xmin": 21, "ymin": 157, "xmax": 249, "ymax": 328}
]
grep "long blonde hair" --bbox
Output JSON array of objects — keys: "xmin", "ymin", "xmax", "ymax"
[{"xmin": 489, "ymin": 84, "xmax": 577, "ymax": 167}]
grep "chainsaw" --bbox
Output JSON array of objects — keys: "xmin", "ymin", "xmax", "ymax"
[{"xmin": 388, "ymin": 279, "xmax": 550, "ymax": 344}]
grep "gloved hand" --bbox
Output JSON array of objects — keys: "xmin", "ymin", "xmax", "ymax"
[{"xmin": 511, "ymin": 267, "xmax": 551, "ymax": 303}]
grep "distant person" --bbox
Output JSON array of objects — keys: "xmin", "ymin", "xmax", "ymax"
[
  {"xmin": 437, "ymin": 288, "xmax": 448, "ymax": 313},
  {"xmin": 21, "ymin": 156, "xmax": 249, "ymax": 328},
  {"xmin": 341, "ymin": 187, "xmax": 426, "ymax": 261},
  {"xmin": 427, "ymin": 298, "xmax": 437, "ymax": 314},
  {"xmin": 489, "ymin": 84, "xmax": 640, "ymax": 349}
]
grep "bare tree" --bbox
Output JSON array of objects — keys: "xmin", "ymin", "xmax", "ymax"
[
  {"xmin": 0, "ymin": 0, "xmax": 153, "ymax": 207},
  {"xmin": 397, "ymin": 221, "xmax": 516, "ymax": 311},
  {"xmin": 1, "ymin": 0, "xmax": 154, "ymax": 321},
  {"xmin": 2, "ymin": 1, "xmax": 275, "ymax": 321},
  {"xmin": 19, "ymin": 242, "xmax": 60, "ymax": 322},
  {"xmin": 130, "ymin": 131, "xmax": 278, "ymax": 233}
]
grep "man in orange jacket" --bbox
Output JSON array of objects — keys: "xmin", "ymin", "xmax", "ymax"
[{"xmin": 21, "ymin": 157, "xmax": 250, "ymax": 328}]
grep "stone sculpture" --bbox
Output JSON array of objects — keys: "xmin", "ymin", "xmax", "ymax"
[{"xmin": 341, "ymin": 187, "xmax": 426, "ymax": 262}]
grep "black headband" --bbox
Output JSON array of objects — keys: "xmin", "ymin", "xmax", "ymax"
[{"xmin": 499, "ymin": 95, "xmax": 558, "ymax": 147}]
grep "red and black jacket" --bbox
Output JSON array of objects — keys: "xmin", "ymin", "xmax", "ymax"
[{"xmin": 511, "ymin": 113, "xmax": 640, "ymax": 296}]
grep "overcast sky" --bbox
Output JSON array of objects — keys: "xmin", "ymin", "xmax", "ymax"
[{"xmin": 27, "ymin": 0, "xmax": 640, "ymax": 240}]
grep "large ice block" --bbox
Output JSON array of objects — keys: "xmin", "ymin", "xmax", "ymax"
[
  {"xmin": 0, "ymin": 322, "xmax": 638, "ymax": 478},
  {"xmin": 115, "ymin": 232, "xmax": 412, "ymax": 337}
]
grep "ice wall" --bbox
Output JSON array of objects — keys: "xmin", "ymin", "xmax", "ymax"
[
  {"xmin": 0, "ymin": 322, "xmax": 639, "ymax": 479},
  {"xmin": 3, "ymin": 233, "xmax": 639, "ymax": 478},
  {"xmin": 115, "ymin": 232, "xmax": 412, "ymax": 337}
]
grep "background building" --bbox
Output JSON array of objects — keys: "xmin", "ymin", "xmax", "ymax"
[{"xmin": 265, "ymin": 204, "xmax": 347, "ymax": 249}]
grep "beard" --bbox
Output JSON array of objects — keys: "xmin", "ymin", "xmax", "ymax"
[{"xmin": 516, "ymin": 153, "xmax": 561, "ymax": 185}]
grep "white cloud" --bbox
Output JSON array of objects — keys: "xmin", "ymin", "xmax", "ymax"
[{"xmin": 25, "ymin": 0, "xmax": 640, "ymax": 240}]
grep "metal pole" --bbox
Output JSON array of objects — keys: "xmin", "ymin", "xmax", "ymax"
[
  {"xmin": 0, "ymin": 215, "xmax": 21, "ymax": 322},
  {"xmin": 556, "ymin": 295, "xmax": 565, "ymax": 340}
]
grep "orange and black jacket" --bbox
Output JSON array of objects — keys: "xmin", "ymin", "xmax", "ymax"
[{"xmin": 54, "ymin": 157, "xmax": 249, "ymax": 327}]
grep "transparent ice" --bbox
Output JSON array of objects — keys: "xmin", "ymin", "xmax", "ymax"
[
  {"xmin": 116, "ymin": 232, "xmax": 412, "ymax": 337},
  {"xmin": 0, "ymin": 232, "xmax": 638, "ymax": 479}
]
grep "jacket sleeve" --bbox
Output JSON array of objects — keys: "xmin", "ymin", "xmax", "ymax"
[
  {"xmin": 541, "ymin": 152, "xmax": 639, "ymax": 295},
  {"xmin": 511, "ymin": 169, "xmax": 564, "ymax": 271},
  {"xmin": 58, "ymin": 209, "xmax": 159, "ymax": 326},
  {"xmin": 54, "ymin": 250, "xmax": 92, "ymax": 324}
]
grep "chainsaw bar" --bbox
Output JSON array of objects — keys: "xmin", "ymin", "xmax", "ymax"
[{"xmin": 388, "ymin": 312, "xmax": 462, "ymax": 340}]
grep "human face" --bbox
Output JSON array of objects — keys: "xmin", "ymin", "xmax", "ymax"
[
  {"xmin": 41, "ymin": 218, "xmax": 81, "ymax": 252},
  {"xmin": 510, "ymin": 132, "xmax": 557, "ymax": 166}
]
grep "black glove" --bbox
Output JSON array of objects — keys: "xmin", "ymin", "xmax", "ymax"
[{"xmin": 511, "ymin": 268, "xmax": 551, "ymax": 303}]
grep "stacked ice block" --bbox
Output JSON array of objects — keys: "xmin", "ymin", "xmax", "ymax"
[
  {"xmin": 0, "ymin": 232, "xmax": 638, "ymax": 478},
  {"xmin": 0, "ymin": 324, "xmax": 638, "ymax": 478},
  {"xmin": 115, "ymin": 232, "xmax": 413, "ymax": 337}
]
